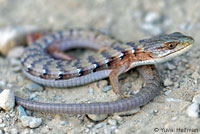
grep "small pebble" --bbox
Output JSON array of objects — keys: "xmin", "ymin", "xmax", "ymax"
[
  {"xmin": 88, "ymin": 88, "xmax": 94, "ymax": 96},
  {"xmin": 10, "ymin": 112, "xmax": 15, "ymax": 118},
  {"xmin": 0, "ymin": 89, "xmax": 15, "ymax": 111},
  {"xmin": 174, "ymin": 82, "xmax": 179, "ymax": 88},
  {"xmin": 18, "ymin": 106, "xmax": 27, "ymax": 119},
  {"xmin": 98, "ymin": 80, "xmax": 108, "ymax": 89},
  {"xmin": 12, "ymin": 66, "xmax": 21, "ymax": 72},
  {"xmin": 0, "ymin": 119, "xmax": 2, "ymax": 123},
  {"xmin": 85, "ymin": 128, "xmax": 90, "ymax": 133},
  {"xmin": 104, "ymin": 127, "xmax": 112, "ymax": 134},
  {"xmin": 165, "ymin": 98, "xmax": 181, "ymax": 102},
  {"xmin": 87, "ymin": 114, "xmax": 108, "ymax": 121},
  {"xmin": 9, "ymin": 58, "xmax": 21, "ymax": 67},
  {"xmin": 20, "ymin": 116, "xmax": 42, "ymax": 128},
  {"xmin": 0, "ymin": 130, "xmax": 2, "ymax": 134},
  {"xmin": 186, "ymin": 103, "xmax": 199, "ymax": 118},
  {"xmin": 191, "ymin": 71, "xmax": 199, "ymax": 82},
  {"xmin": 171, "ymin": 117, "xmax": 177, "ymax": 121},
  {"xmin": 108, "ymin": 119, "xmax": 117, "ymax": 126},
  {"xmin": 10, "ymin": 128, "xmax": 18, "ymax": 134},
  {"xmin": 60, "ymin": 121, "xmax": 68, "ymax": 126},
  {"xmin": 22, "ymin": 129, "xmax": 30, "ymax": 134},
  {"xmin": 25, "ymin": 83, "xmax": 44, "ymax": 92},
  {"xmin": 94, "ymin": 122, "xmax": 106, "ymax": 129},
  {"xmin": 0, "ymin": 123, "xmax": 6, "ymax": 128},
  {"xmin": 144, "ymin": 12, "xmax": 160, "ymax": 23},
  {"xmin": 86, "ymin": 123, "xmax": 94, "ymax": 129},
  {"xmin": 167, "ymin": 63, "xmax": 176, "ymax": 70},
  {"xmin": 0, "ymin": 27, "xmax": 18, "ymax": 55},
  {"xmin": 164, "ymin": 90, "xmax": 172, "ymax": 95},
  {"xmin": 0, "ymin": 80, "xmax": 6, "ymax": 87},
  {"xmin": 29, "ymin": 93, "xmax": 37, "ymax": 100},
  {"xmin": 0, "ymin": 26, "xmax": 40, "ymax": 55},
  {"xmin": 5, "ymin": 114, "xmax": 10, "ymax": 119},
  {"xmin": 112, "ymin": 115, "xmax": 122, "ymax": 122},
  {"xmin": 164, "ymin": 78, "xmax": 173, "ymax": 86},
  {"xmin": 192, "ymin": 94, "xmax": 200, "ymax": 104},
  {"xmin": 102, "ymin": 85, "xmax": 112, "ymax": 92},
  {"xmin": 7, "ymin": 46, "xmax": 24, "ymax": 58},
  {"xmin": 110, "ymin": 125, "xmax": 118, "ymax": 130},
  {"xmin": 149, "ymin": 109, "xmax": 159, "ymax": 115}
]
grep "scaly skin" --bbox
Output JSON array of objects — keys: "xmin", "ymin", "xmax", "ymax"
[{"xmin": 2, "ymin": 29, "xmax": 194, "ymax": 114}]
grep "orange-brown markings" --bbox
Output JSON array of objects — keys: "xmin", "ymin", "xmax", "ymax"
[
  {"xmin": 46, "ymin": 42, "xmax": 75, "ymax": 61},
  {"xmin": 27, "ymin": 32, "xmax": 46, "ymax": 45}
]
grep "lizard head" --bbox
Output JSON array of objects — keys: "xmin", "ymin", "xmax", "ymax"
[{"xmin": 137, "ymin": 32, "xmax": 194, "ymax": 63}]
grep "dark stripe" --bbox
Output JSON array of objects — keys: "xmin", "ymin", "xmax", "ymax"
[
  {"xmin": 42, "ymin": 37, "xmax": 50, "ymax": 45},
  {"xmin": 42, "ymin": 59, "xmax": 54, "ymax": 75},
  {"xmin": 26, "ymin": 48, "xmax": 40, "ymax": 52},
  {"xmin": 126, "ymin": 42, "xmax": 137, "ymax": 49},
  {"xmin": 113, "ymin": 45, "xmax": 126, "ymax": 52},
  {"xmin": 69, "ymin": 29, "xmax": 73, "ymax": 36},
  {"xmin": 100, "ymin": 51, "xmax": 112, "ymax": 59},
  {"xmin": 88, "ymin": 56, "xmax": 100, "ymax": 67},
  {"xmin": 21, "ymin": 53, "xmax": 44, "ymax": 65},
  {"xmin": 73, "ymin": 59, "xmax": 81, "ymax": 68},
  {"xmin": 34, "ymin": 42, "xmax": 44, "ymax": 49},
  {"xmin": 139, "ymin": 39, "xmax": 145, "ymax": 43},
  {"xmin": 56, "ymin": 60, "xmax": 67, "ymax": 72},
  {"xmin": 57, "ymin": 31, "xmax": 64, "ymax": 39},
  {"xmin": 31, "ymin": 57, "xmax": 49, "ymax": 68},
  {"xmin": 88, "ymin": 56, "xmax": 101, "ymax": 72}
]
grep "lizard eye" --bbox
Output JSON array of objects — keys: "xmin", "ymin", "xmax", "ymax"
[{"xmin": 166, "ymin": 42, "xmax": 178, "ymax": 49}]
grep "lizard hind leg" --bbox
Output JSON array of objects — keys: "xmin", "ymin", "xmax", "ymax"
[{"xmin": 109, "ymin": 64, "xmax": 127, "ymax": 97}]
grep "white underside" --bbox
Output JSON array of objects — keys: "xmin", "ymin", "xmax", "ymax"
[{"xmin": 130, "ymin": 44, "xmax": 192, "ymax": 68}]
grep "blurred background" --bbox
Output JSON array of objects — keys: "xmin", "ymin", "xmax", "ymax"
[{"xmin": 0, "ymin": 0, "xmax": 198, "ymax": 41}]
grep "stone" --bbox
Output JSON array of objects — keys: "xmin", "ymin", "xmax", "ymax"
[
  {"xmin": 102, "ymin": 85, "xmax": 112, "ymax": 92},
  {"xmin": 108, "ymin": 119, "xmax": 117, "ymax": 126},
  {"xmin": 18, "ymin": 105, "xmax": 27, "ymax": 119},
  {"xmin": 0, "ymin": 89, "xmax": 15, "ymax": 111},
  {"xmin": 0, "ymin": 123, "xmax": 6, "ymax": 128},
  {"xmin": 144, "ymin": 12, "xmax": 160, "ymax": 23},
  {"xmin": 20, "ymin": 116, "xmax": 42, "ymax": 128},
  {"xmin": 186, "ymin": 103, "xmax": 199, "ymax": 118},
  {"xmin": 192, "ymin": 94, "xmax": 200, "ymax": 104},
  {"xmin": 7, "ymin": 46, "xmax": 24, "ymax": 58},
  {"xmin": 164, "ymin": 78, "xmax": 173, "ymax": 86},
  {"xmin": 0, "ymin": 26, "xmax": 40, "ymax": 55},
  {"xmin": 10, "ymin": 128, "xmax": 18, "ymax": 134},
  {"xmin": 87, "ymin": 114, "xmax": 108, "ymax": 121}
]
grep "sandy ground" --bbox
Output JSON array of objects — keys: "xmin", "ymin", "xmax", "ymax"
[{"xmin": 0, "ymin": 0, "xmax": 200, "ymax": 134}]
